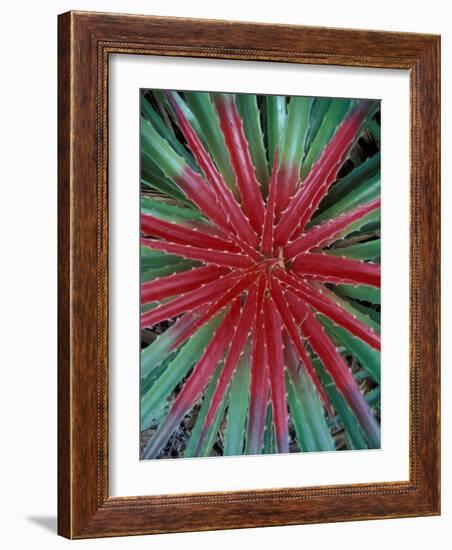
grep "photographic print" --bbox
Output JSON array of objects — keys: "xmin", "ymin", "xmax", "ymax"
[{"xmin": 140, "ymin": 90, "xmax": 381, "ymax": 460}]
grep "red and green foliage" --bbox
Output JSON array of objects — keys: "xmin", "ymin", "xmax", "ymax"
[{"xmin": 140, "ymin": 89, "xmax": 381, "ymax": 459}]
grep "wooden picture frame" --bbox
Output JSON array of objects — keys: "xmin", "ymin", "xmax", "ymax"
[{"xmin": 58, "ymin": 10, "xmax": 440, "ymax": 539}]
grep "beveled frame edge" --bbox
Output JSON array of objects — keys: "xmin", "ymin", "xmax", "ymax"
[{"xmin": 57, "ymin": 10, "xmax": 440, "ymax": 539}]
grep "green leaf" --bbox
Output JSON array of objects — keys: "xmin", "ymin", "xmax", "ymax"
[
  {"xmin": 319, "ymin": 153, "xmax": 380, "ymax": 211},
  {"xmin": 141, "ymin": 301, "xmax": 159, "ymax": 314},
  {"xmin": 141, "ymin": 353, "xmax": 176, "ymax": 397},
  {"xmin": 304, "ymin": 97, "xmax": 332, "ymax": 153},
  {"xmin": 345, "ymin": 298, "xmax": 381, "ymax": 325},
  {"xmin": 326, "ymin": 239, "xmax": 380, "ymax": 261},
  {"xmin": 333, "ymin": 283, "xmax": 381, "ymax": 304},
  {"xmin": 140, "ymin": 247, "xmax": 185, "ymax": 269},
  {"xmin": 322, "ymin": 287, "xmax": 380, "ymax": 333},
  {"xmin": 319, "ymin": 315, "xmax": 380, "ymax": 384},
  {"xmin": 280, "ymin": 96, "xmax": 313, "ymax": 169},
  {"xmin": 301, "ymin": 98, "xmax": 352, "ymax": 179},
  {"xmin": 184, "ymin": 363, "xmax": 230, "ymax": 458},
  {"xmin": 167, "ymin": 91, "xmax": 204, "ymax": 139},
  {"xmin": 141, "ymin": 94, "xmax": 198, "ymax": 170},
  {"xmin": 141, "ymin": 177, "xmax": 184, "ymax": 203},
  {"xmin": 141, "ymin": 117, "xmax": 185, "ymax": 180},
  {"xmin": 184, "ymin": 364, "xmax": 223, "ymax": 458},
  {"xmin": 199, "ymin": 389, "xmax": 230, "ymax": 457},
  {"xmin": 140, "ymin": 261, "xmax": 200, "ymax": 282},
  {"xmin": 343, "ymin": 210, "xmax": 380, "ymax": 237},
  {"xmin": 265, "ymin": 95, "xmax": 286, "ymax": 169},
  {"xmin": 141, "ymin": 196, "xmax": 204, "ymax": 223},
  {"xmin": 151, "ymin": 89, "xmax": 173, "ymax": 115},
  {"xmin": 367, "ymin": 119, "xmax": 381, "ymax": 143},
  {"xmin": 223, "ymin": 345, "xmax": 251, "ymax": 456},
  {"xmin": 365, "ymin": 386, "xmax": 381, "ymax": 408},
  {"xmin": 287, "ymin": 378, "xmax": 317, "ymax": 452},
  {"xmin": 360, "ymin": 220, "xmax": 380, "ymax": 233},
  {"xmin": 236, "ymin": 94, "xmax": 270, "ymax": 193},
  {"xmin": 183, "ymin": 91, "xmax": 237, "ymax": 193},
  {"xmin": 141, "ymin": 152, "xmax": 188, "ymax": 203},
  {"xmin": 313, "ymin": 175, "xmax": 380, "ymax": 224},
  {"xmin": 312, "ymin": 359, "xmax": 369, "ymax": 450},
  {"xmin": 353, "ymin": 370, "xmax": 372, "ymax": 382},
  {"xmin": 263, "ymin": 402, "xmax": 276, "ymax": 454},
  {"xmin": 286, "ymin": 368, "xmax": 335, "ymax": 452},
  {"xmin": 140, "ymin": 324, "xmax": 182, "ymax": 380},
  {"xmin": 141, "ymin": 315, "xmax": 222, "ymax": 430},
  {"xmin": 140, "ymin": 353, "xmax": 178, "ymax": 425}
]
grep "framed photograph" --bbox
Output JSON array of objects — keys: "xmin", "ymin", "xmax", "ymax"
[{"xmin": 58, "ymin": 11, "xmax": 440, "ymax": 538}]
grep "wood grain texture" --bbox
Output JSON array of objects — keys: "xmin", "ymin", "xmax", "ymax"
[
  {"xmin": 57, "ymin": 10, "xmax": 72, "ymax": 539},
  {"xmin": 57, "ymin": 10, "xmax": 440, "ymax": 539}
]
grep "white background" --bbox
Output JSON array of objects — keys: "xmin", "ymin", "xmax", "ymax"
[
  {"xmin": 110, "ymin": 56, "xmax": 409, "ymax": 496},
  {"xmin": 0, "ymin": 0, "xmax": 449, "ymax": 548}
]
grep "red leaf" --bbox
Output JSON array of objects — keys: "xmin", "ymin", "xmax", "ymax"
[
  {"xmin": 173, "ymin": 166, "xmax": 228, "ymax": 229},
  {"xmin": 263, "ymin": 295, "xmax": 289, "ymax": 453},
  {"xmin": 288, "ymin": 296, "xmax": 380, "ymax": 448},
  {"xmin": 275, "ymin": 268, "xmax": 380, "ymax": 350},
  {"xmin": 292, "ymin": 253, "xmax": 380, "ymax": 288},
  {"xmin": 141, "ymin": 238, "xmax": 254, "ymax": 269},
  {"xmin": 274, "ymin": 163, "xmax": 298, "ymax": 219},
  {"xmin": 141, "ymin": 270, "xmax": 246, "ymax": 329},
  {"xmin": 213, "ymin": 94, "xmax": 266, "ymax": 232},
  {"xmin": 141, "ymin": 213, "xmax": 240, "ymax": 252},
  {"xmin": 268, "ymin": 278, "xmax": 329, "ymax": 407},
  {"xmin": 141, "ymin": 300, "xmax": 241, "ymax": 459},
  {"xmin": 284, "ymin": 198, "xmax": 381, "ymax": 258},
  {"xmin": 247, "ymin": 305, "xmax": 269, "ymax": 455},
  {"xmin": 195, "ymin": 280, "xmax": 263, "ymax": 453},
  {"xmin": 141, "ymin": 265, "xmax": 230, "ymax": 305},
  {"xmin": 261, "ymin": 151, "xmax": 279, "ymax": 255},
  {"xmin": 167, "ymin": 92, "xmax": 259, "ymax": 247},
  {"xmin": 172, "ymin": 269, "xmax": 261, "ymax": 348},
  {"xmin": 274, "ymin": 101, "xmax": 373, "ymax": 245}
]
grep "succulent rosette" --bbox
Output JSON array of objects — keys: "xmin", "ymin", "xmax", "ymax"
[{"xmin": 140, "ymin": 90, "xmax": 381, "ymax": 459}]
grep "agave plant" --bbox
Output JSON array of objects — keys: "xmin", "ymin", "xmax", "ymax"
[{"xmin": 140, "ymin": 89, "xmax": 381, "ymax": 459}]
